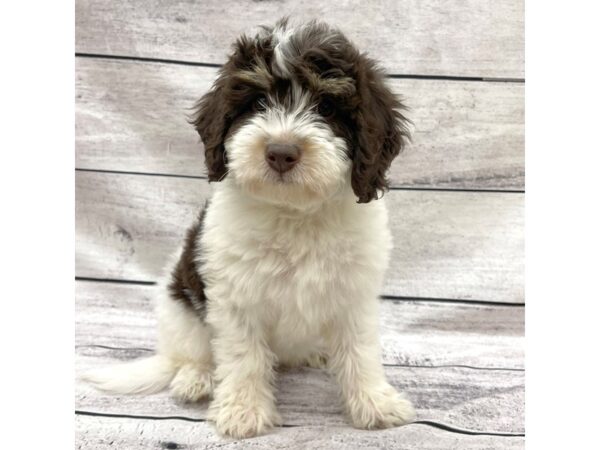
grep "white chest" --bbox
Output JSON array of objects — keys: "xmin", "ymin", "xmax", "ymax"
[{"xmin": 199, "ymin": 186, "xmax": 392, "ymax": 333}]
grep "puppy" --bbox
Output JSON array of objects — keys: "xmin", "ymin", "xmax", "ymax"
[{"xmin": 83, "ymin": 18, "xmax": 415, "ymax": 438}]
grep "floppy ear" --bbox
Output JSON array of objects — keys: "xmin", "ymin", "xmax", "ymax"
[
  {"xmin": 351, "ymin": 59, "xmax": 410, "ymax": 203},
  {"xmin": 191, "ymin": 34, "xmax": 270, "ymax": 182},
  {"xmin": 191, "ymin": 77, "xmax": 230, "ymax": 182}
]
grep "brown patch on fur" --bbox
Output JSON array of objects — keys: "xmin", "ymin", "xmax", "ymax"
[
  {"xmin": 191, "ymin": 33, "xmax": 276, "ymax": 181},
  {"xmin": 303, "ymin": 71, "xmax": 356, "ymax": 98},
  {"xmin": 191, "ymin": 19, "xmax": 410, "ymax": 202},
  {"xmin": 168, "ymin": 204, "xmax": 208, "ymax": 318},
  {"xmin": 233, "ymin": 59, "xmax": 274, "ymax": 91},
  {"xmin": 349, "ymin": 58, "xmax": 410, "ymax": 203}
]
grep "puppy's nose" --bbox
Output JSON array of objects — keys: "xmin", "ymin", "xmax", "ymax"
[{"xmin": 265, "ymin": 143, "xmax": 301, "ymax": 173}]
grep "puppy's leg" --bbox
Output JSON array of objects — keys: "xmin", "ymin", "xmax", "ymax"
[
  {"xmin": 326, "ymin": 300, "xmax": 415, "ymax": 429},
  {"xmin": 156, "ymin": 292, "xmax": 214, "ymax": 402},
  {"xmin": 207, "ymin": 307, "xmax": 280, "ymax": 439},
  {"xmin": 169, "ymin": 363, "xmax": 213, "ymax": 403}
]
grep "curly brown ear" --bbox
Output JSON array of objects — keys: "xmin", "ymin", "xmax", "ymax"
[
  {"xmin": 351, "ymin": 59, "xmax": 410, "ymax": 203},
  {"xmin": 191, "ymin": 77, "xmax": 229, "ymax": 182}
]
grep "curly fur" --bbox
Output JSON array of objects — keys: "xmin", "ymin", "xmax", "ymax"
[{"xmin": 83, "ymin": 18, "xmax": 415, "ymax": 439}]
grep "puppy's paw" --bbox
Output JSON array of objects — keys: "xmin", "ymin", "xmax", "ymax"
[
  {"xmin": 208, "ymin": 399, "xmax": 281, "ymax": 439},
  {"xmin": 348, "ymin": 384, "xmax": 416, "ymax": 429},
  {"xmin": 169, "ymin": 364, "xmax": 213, "ymax": 402}
]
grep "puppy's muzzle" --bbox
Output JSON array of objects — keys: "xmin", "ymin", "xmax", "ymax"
[{"xmin": 265, "ymin": 143, "xmax": 301, "ymax": 174}]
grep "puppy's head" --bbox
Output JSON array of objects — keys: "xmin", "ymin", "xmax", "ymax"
[{"xmin": 192, "ymin": 19, "xmax": 409, "ymax": 207}]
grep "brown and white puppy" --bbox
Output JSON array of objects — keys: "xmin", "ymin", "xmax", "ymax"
[{"xmin": 84, "ymin": 18, "xmax": 415, "ymax": 439}]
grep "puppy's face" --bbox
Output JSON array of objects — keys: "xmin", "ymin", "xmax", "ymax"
[{"xmin": 193, "ymin": 19, "xmax": 409, "ymax": 208}]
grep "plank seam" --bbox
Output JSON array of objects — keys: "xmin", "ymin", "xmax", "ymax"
[
  {"xmin": 380, "ymin": 295, "xmax": 525, "ymax": 307},
  {"xmin": 75, "ymin": 168, "xmax": 207, "ymax": 181},
  {"xmin": 76, "ymin": 276, "xmax": 156, "ymax": 286},
  {"xmin": 76, "ymin": 409, "xmax": 208, "ymax": 424},
  {"xmin": 389, "ymin": 186, "xmax": 524, "ymax": 194},
  {"xmin": 75, "ymin": 344, "xmax": 524, "ymax": 372},
  {"xmin": 412, "ymin": 421, "xmax": 525, "ymax": 437},
  {"xmin": 387, "ymin": 74, "xmax": 525, "ymax": 83},
  {"xmin": 383, "ymin": 363, "xmax": 524, "ymax": 372},
  {"xmin": 75, "ymin": 52, "xmax": 222, "ymax": 69},
  {"xmin": 74, "ymin": 168, "xmax": 525, "ymax": 194},
  {"xmin": 75, "ymin": 52, "xmax": 525, "ymax": 84},
  {"xmin": 75, "ymin": 410, "xmax": 524, "ymax": 437},
  {"xmin": 76, "ymin": 277, "xmax": 523, "ymax": 306}
]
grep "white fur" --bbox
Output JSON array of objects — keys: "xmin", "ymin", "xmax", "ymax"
[
  {"xmin": 272, "ymin": 23, "xmax": 295, "ymax": 79},
  {"xmin": 84, "ymin": 22, "xmax": 415, "ymax": 438},
  {"xmin": 200, "ymin": 181, "xmax": 415, "ymax": 437},
  {"xmin": 84, "ymin": 178, "xmax": 415, "ymax": 437},
  {"xmin": 80, "ymin": 355, "xmax": 174, "ymax": 395}
]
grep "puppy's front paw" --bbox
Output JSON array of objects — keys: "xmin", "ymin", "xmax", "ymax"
[
  {"xmin": 169, "ymin": 364, "xmax": 213, "ymax": 402},
  {"xmin": 348, "ymin": 384, "xmax": 416, "ymax": 429},
  {"xmin": 208, "ymin": 398, "xmax": 281, "ymax": 439}
]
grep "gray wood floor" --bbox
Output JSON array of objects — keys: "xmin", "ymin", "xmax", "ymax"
[{"xmin": 75, "ymin": 1, "xmax": 524, "ymax": 448}]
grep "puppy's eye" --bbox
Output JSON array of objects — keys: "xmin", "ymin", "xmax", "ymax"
[
  {"xmin": 252, "ymin": 95, "xmax": 267, "ymax": 112},
  {"xmin": 317, "ymin": 98, "xmax": 336, "ymax": 118}
]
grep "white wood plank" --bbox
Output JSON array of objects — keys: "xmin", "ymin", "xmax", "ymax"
[
  {"xmin": 75, "ymin": 281, "xmax": 524, "ymax": 368},
  {"xmin": 76, "ymin": 415, "xmax": 525, "ymax": 449},
  {"xmin": 76, "ymin": 348, "xmax": 524, "ymax": 434},
  {"xmin": 75, "ymin": 172, "xmax": 212, "ymax": 281},
  {"xmin": 75, "ymin": 171, "xmax": 524, "ymax": 302},
  {"xmin": 75, "ymin": 58, "xmax": 524, "ymax": 190},
  {"xmin": 75, "ymin": 0, "xmax": 524, "ymax": 78},
  {"xmin": 385, "ymin": 190, "xmax": 524, "ymax": 302}
]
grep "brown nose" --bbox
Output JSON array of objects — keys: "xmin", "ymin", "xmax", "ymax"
[{"xmin": 265, "ymin": 143, "xmax": 301, "ymax": 173}]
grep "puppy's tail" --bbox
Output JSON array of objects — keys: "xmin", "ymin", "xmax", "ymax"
[{"xmin": 81, "ymin": 355, "xmax": 176, "ymax": 395}]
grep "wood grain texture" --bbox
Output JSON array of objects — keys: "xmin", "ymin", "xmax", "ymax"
[
  {"xmin": 75, "ymin": 58, "xmax": 524, "ymax": 190},
  {"xmin": 75, "ymin": 1, "xmax": 525, "ymax": 447},
  {"xmin": 77, "ymin": 348, "xmax": 524, "ymax": 433},
  {"xmin": 76, "ymin": 415, "xmax": 524, "ymax": 450},
  {"xmin": 75, "ymin": 0, "xmax": 524, "ymax": 79},
  {"xmin": 75, "ymin": 281, "xmax": 524, "ymax": 368},
  {"xmin": 75, "ymin": 171, "xmax": 524, "ymax": 303}
]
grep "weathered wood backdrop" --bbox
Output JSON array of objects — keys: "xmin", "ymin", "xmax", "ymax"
[{"xmin": 75, "ymin": 0, "xmax": 525, "ymax": 448}]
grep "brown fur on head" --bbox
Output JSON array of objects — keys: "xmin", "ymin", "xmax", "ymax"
[
  {"xmin": 350, "ymin": 59, "xmax": 410, "ymax": 203},
  {"xmin": 192, "ymin": 19, "xmax": 409, "ymax": 203}
]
